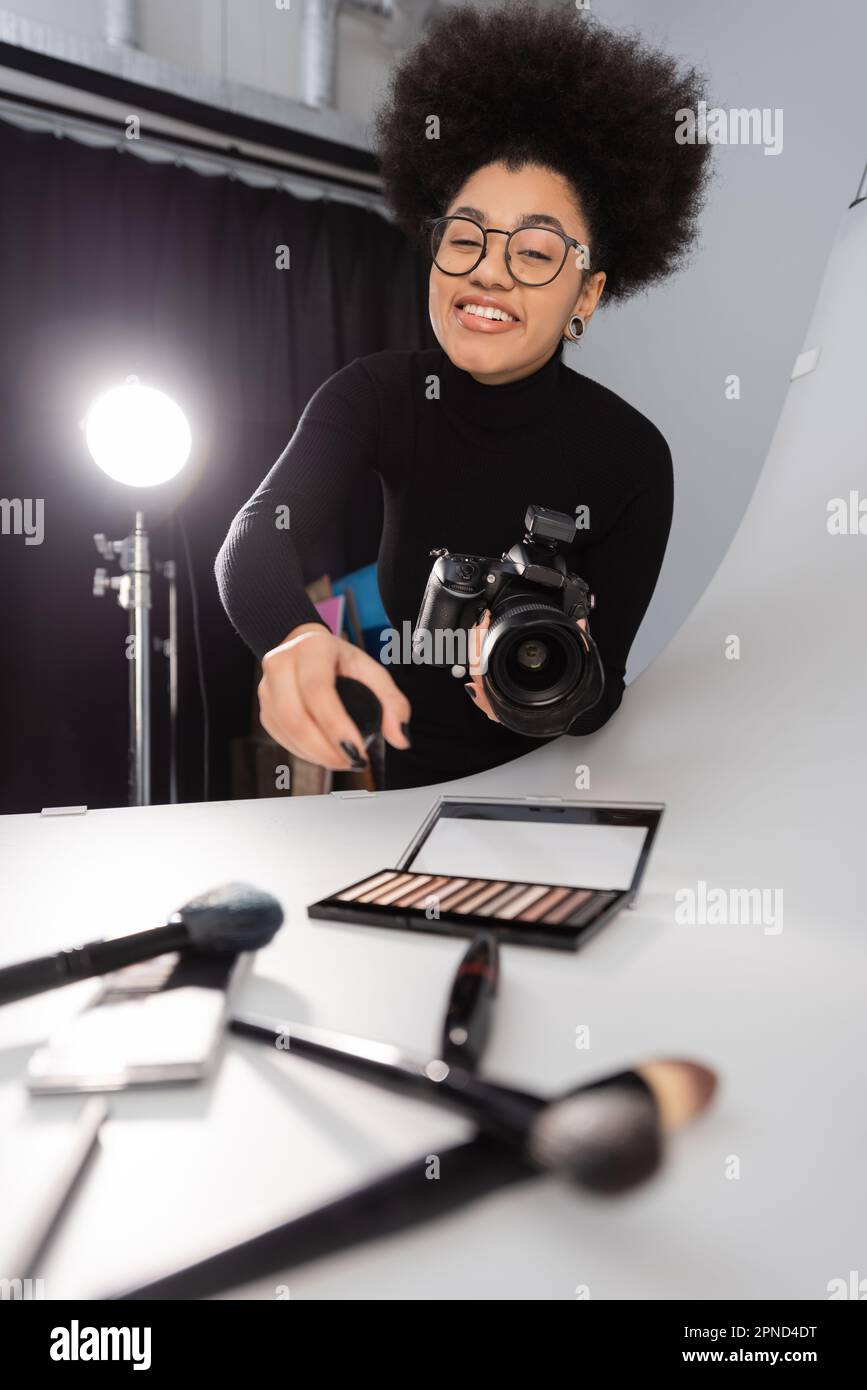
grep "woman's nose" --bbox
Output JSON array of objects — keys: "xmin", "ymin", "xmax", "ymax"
[{"xmin": 474, "ymin": 235, "xmax": 513, "ymax": 285}]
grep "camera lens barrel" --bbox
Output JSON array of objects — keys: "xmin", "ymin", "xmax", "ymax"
[{"xmin": 482, "ymin": 598, "xmax": 604, "ymax": 736}]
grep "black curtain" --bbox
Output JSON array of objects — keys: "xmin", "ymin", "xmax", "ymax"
[{"xmin": 0, "ymin": 117, "xmax": 435, "ymax": 814}]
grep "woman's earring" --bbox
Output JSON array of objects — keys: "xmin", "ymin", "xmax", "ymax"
[{"xmin": 564, "ymin": 314, "xmax": 586, "ymax": 342}]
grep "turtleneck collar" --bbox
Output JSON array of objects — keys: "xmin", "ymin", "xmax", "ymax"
[{"xmin": 437, "ymin": 338, "xmax": 566, "ymax": 445}]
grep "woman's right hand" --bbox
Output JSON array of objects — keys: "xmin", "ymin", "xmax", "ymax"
[{"xmin": 258, "ymin": 622, "xmax": 412, "ymax": 771}]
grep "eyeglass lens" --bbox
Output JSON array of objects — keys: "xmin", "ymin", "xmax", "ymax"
[{"xmin": 431, "ymin": 217, "xmax": 569, "ymax": 285}]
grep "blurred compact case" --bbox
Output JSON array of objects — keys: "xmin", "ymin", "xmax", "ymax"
[{"xmin": 307, "ymin": 796, "xmax": 664, "ymax": 951}]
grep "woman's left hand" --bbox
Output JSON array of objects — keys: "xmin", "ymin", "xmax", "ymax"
[{"xmin": 464, "ymin": 609, "xmax": 589, "ymax": 723}]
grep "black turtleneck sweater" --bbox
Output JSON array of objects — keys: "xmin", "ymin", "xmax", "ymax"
[{"xmin": 215, "ymin": 339, "xmax": 673, "ymax": 789}]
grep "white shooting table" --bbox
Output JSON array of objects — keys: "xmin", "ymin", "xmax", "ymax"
[{"xmin": 1, "ymin": 201, "xmax": 865, "ymax": 1301}]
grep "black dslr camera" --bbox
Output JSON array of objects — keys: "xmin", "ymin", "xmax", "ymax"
[{"xmin": 413, "ymin": 504, "xmax": 605, "ymax": 737}]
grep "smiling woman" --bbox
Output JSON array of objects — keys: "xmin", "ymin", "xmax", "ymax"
[
  {"xmin": 215, "ymin": 2, "xmax": 714, "ymax": 791},
  {"xmin": 427, "ymin": 187, "xmax": 601, "ymax": 383},
  {"xmin": 426, "ymin": 161, "xmax": 607, "ymax": 389}
]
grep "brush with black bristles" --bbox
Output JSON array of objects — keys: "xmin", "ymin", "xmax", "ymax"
[
  {"xmin": 228, "ymin": 1012, "xmax": 717, "ymax": 1193},
  {"xmin": 113, "ymin": 1049, "xmax": 716, "ymax": 1300}
]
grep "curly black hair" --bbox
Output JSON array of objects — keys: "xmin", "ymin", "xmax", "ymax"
[{"xmin": 373, "ymin": 1, "xmax": 715, "ymax": 304}]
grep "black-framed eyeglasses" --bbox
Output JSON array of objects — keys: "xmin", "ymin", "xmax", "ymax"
[{"xmin": 425, "ymin": 215, "xmax": 592, "ymax": 287}]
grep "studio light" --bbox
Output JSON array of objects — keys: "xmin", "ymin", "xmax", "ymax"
[
  {"xmin": 85, "ymin": 377, "xmax": 191, "ymax": 487},
  {"xmin": 86, "ymin": 377, "xmax": 191, "ymax": 807}
]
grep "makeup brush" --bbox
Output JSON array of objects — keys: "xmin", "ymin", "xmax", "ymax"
[
  {"xmin": 230, "ymin": 1011, "xmax": 716, "ymax": 1193},
  {"xmin": 0, "ymin": 883, "xmax": 284, "ymax": 1006},
  {"xmin": 114, "ymin": 1134, "xmax": 533, "ymax": 1300},
  {"xmin": 335, "ymin": 676, "xmax": 382, "ymax": 748},
  {"xmin": 113, "ymin": 1055, "xmax": 716, "ymax": 1300},
  {"xmin": 114, "ymin": 929, "xmax": 508, "ymax": 1300}
]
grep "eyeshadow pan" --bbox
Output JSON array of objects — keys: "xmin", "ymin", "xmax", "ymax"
[
  {"xmin": 519, "ymin": 885, "xmax": 573, "ymax": 922},
  {"xmin": 563, "ymin": 889, "xmax": 619, "ymax": 927},
  {"xmin": 402, "ymin": 875, "xmax": 455, "ymax": 908},
  {"xmin": 336, "ymin": 870, "xmax": 399, "ymax": 902},
  {"xmin": 387, "ymin": 874, "xmax": 441, "ymax": 907},
  {"xmin": 436, "ymin": 878, "xmax": 485, "ymax": 910},
  {"xmin": 330, "ymin": 872, "xmax": 620, "ymax": 935},
  {"xmin": 450, "ymin": 880, "xmax": 508, "ymax": 915},
  {"xmin": 497, "ymin": 884, "xmax": 551, "ymax": 921},
  {"xmin": 419, "ymin": 877, "xmax": 472, "ymax": 911},
  {"xmin": 358, "ymin": 872, "xmax": 416, "ymax": 903},
  {"xmin": 473, "ymin": 882, "xmax": 530, "ymax": 917},
  {"xmin": 539, "ymin": 887, "xmax": 594, "ymax": 925},
  {"xmin": 376, "ymin": 873, "xmax": 435, "ymax": 905}
]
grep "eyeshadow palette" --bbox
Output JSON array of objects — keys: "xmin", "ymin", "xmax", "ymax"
[{"xmin": 308, "ymin": 796, "xmax": 664, "ymax": 951}]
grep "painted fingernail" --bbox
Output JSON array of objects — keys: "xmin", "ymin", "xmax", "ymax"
[
  {"xmin": 340, "ymin": 740, "xmax": 368, "ymax": 770},
  {"xmin": 400, "ymin": 721, "xmax": 412, "ymax": 746},
  {"xmin": 464, "ymin": 685, "xmax": 477, "ymax": 702}
]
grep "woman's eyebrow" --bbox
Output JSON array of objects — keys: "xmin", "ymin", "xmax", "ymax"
[
  {"xmin": 515, "ymin": 212, "xmax": 567, "ymax": 233},
  {"xmin": 449, "ymin": 204, "xmax": 567, "ymax": 234}
]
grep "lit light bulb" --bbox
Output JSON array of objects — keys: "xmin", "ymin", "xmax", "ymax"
[{"xmin": 85, "ymin": 378, "xmax": 191, "ymax": 487}]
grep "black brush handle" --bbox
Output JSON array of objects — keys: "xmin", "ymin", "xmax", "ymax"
[
  {"xmin": 0, "ymin": 922, "xmax": 187, "ymax": 1006},
  {"xmin": 230, "ymin": 1013, "xmax": 543, "ymax": 1148},
  {"xmin": 114, "ymin": 1135, "xmax": 537, "ymax": 1300}
]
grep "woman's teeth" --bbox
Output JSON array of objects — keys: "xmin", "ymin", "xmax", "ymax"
[{"xmin": 459, "ymin": 303, "xmax": 517, "ymax": 322}]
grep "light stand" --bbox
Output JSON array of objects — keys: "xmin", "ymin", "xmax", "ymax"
[
  {"xmin": 93, "ymin": 513, "xmax": 152, "ymax": 805},
  {"xmin": 155, "ymin": 558, "xmax": 179, "ymax": 804},
  {"xmin": 85, "ymin": 379, "xmax": 191, "ymax": 808},
  {"xmin": 93, "ymin": 520, "xmax": 182, "ymax": 808}
]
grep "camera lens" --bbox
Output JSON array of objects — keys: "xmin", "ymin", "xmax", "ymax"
[
  {"xmin": 501, "ymin": 628, "xmax": 570, "ymax": 694},
  {"xmin": 515, "ymin": 638, "xmax": 548, "ymax": 672},
  {"xmin": 467, "ymin": 561, "xmax": 605, "ymax": 737}
]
